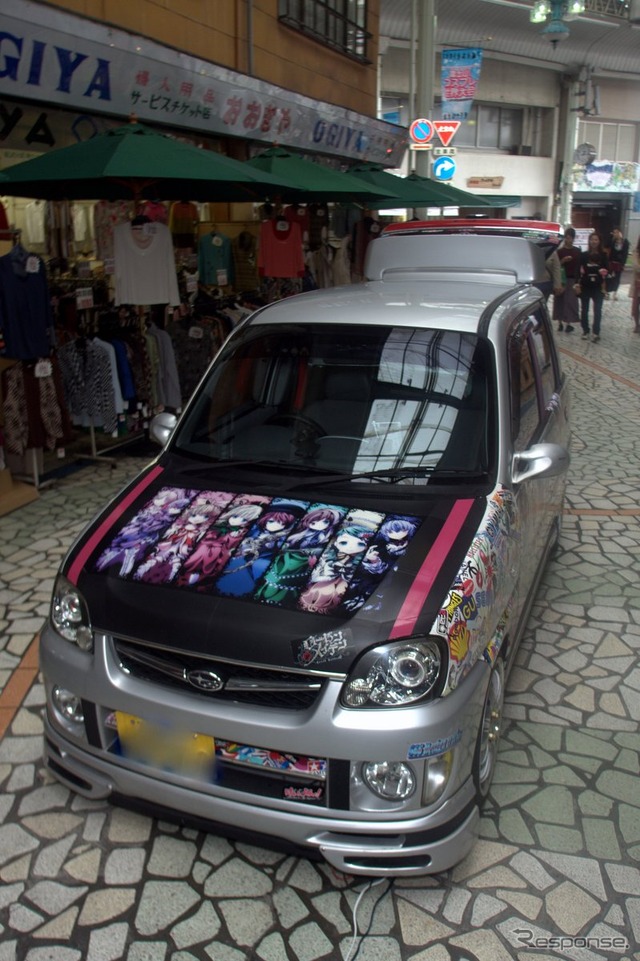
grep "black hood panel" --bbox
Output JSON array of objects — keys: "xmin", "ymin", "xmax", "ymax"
[{"xmin": 68, "ymin": 464, "xmax": 485, "ymax": 670}]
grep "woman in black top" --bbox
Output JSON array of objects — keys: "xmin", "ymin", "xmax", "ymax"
[{"xmin": 577, "ymin": 232, "xmax": 609, "ymax": 343}]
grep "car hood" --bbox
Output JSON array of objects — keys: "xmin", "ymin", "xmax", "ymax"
[{"xmin": 65, "ymin": 462, "xmax": 487, "ymax": 672}]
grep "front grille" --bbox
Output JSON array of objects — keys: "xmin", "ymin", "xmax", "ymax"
[{"xmin": 113, "ymin": 638, "xmax": 325, "ymax": 709}]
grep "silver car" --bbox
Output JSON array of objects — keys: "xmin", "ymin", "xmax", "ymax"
[{"xmin": 40, "ymin": 231, "xmax": 570, "ymax": 877}]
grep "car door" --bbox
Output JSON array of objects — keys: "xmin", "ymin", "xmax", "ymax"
[{"xmin": 507, "ymin": 304, "xmax": 567, "ymax": 622}]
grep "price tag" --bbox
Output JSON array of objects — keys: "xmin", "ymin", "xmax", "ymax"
[
  {"xmin": 77, "ymin": 261, "xmax": 91, "ymax": 278},
  {"xmin": 26, "ymin": 256, "xmax": 40, "ymax": 274},
  {"xmin": 76, "ymin": 287, "xmax": 94, "ymax": 310},
  {"xmin": 216, "ymin": 269, "xmax": 228, "ymax": 286},
  {"xmin": 103, "ymin": 258, "xmax": 115, "ymax": 274}
]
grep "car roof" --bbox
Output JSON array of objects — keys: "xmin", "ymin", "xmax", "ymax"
[
  {"xmin": 249, "ymin": 273, "xmax": 541, "ymax": 338},
  {"xmin": 247, "ymin": 233, "xmax": 546, "ymax": 338},
  {"xmin": 381, "ymin": 218, "xmax": 564, "ymax": 244}
]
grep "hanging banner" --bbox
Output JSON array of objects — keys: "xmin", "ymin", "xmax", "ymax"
[
  {"xmin": 572, "ymin": 160, "xmax": 640, "ymax": 193},
  {"xmin": 441, "ymin": 49, "xmax": 483, "ymax": 123}
]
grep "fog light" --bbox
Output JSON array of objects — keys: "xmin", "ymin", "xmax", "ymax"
[
  {"xmin": 52, "ymin": 686, "xmax": 85, "ymax": 724},
  {"xmin": 423, "ymin": 751, "xmax": 453, "ymax": 805},
  {"xmin": 362, "ymin": 760, "xmax": 416, "ymax": 801}
]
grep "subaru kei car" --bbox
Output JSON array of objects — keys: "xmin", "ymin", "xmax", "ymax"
[{"xmin": 40, "ymin": 231, "xmax": 570, "ymax": 877}]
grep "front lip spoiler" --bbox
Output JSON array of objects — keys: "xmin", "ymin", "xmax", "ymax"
[{"xmin": 43, "ymin": 724, "xmax": 479, "ymax": 878}]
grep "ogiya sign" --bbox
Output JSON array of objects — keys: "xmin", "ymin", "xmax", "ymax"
[{"xmin": 409, "ymin": 119, "xmax": 461, "ymax": 150}]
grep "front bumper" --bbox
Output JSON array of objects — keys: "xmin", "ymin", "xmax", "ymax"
[
  {"xmin": 40, "ymin": 625, "xmax": 489, "ymax": 877},
  {"xmin": 44, "ymin": 719, "xmax": 479, "ymax": 876}
]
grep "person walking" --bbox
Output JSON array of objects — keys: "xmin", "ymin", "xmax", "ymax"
[
  {"xmin": 631, "ymin": 235, "xmax": 640, "ymax": 334},
  {"xmin": 577, "ymin": 232, "xmax": 609, "ymax": 343},
  {"xmin": 606, "ymin": 227, "xmax": 630, "ymax": 300},
  {"xmin": 553, "ymin": 226, "xmax": 581, "ymax": 333}
]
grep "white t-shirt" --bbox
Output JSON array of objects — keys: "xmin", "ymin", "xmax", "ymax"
[{"xmin": 113, "ymin": 222, "xmax": 180, "ymax": 306}]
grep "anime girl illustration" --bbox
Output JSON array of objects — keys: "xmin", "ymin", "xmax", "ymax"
[
  {"xmin": 132, "ymin": 490, "xmax": 234, "ymax": 585},
  {"xmin": 175, "ymin": 496, "xmax": 269, "ymax": 591},
  {"xmin": 94, "ymin": 486, "xmax": 197, "ymax": 577},
  {"xmin": 298, "ymin": 510, "xmax": 383, "ymax": 615},
  {"xmin": 214, "ymin": 500, "xmax": 306, "ymax": 598},
  {"xmin": 342, "ymin": 514, "xmax": 420, "ymax": 612},
  {"xmin": 254, "ymin": 504, "xmax": 345, "ymax": 607}
]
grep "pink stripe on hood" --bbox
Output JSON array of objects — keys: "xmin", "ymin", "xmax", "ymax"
[
  {"xmin": 67, "ymin": 465, "xmax": 164, "ymax": 585},
  {"xmin": 390, "ymin": 499, "xmax": 474, "ymax": 639}
]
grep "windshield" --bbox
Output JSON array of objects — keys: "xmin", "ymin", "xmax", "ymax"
[{"xmin": 173, "ymin": 323, "xmax": 495, "ymax": 485}]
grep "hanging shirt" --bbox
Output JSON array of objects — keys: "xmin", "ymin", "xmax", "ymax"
[
  {"xmin": 57, "ymin": 338, "xmax": 117, "ymax": 433},
  {"xmin": 146, "ymin": 323, "xmax": 182, "ymax": 409},
  {"xmin": 25, "ymin": 201, "xmax": 46, "ymax": 246},
  {"xmin": 93, "ymin": 337, "xmax": 126, "ymax": 414},
  {"xmin": 197, "ymin": 231, "xmax": 234, "ymax": 287},
  {"xmin": 113, "ymin": 222, "xmax": 180, "ymax": 306},
  {"xmin": 0, "ymin": 247, "xmax": 53, "ymax": 360},
  {"xmin": 258, "ymin": 220, "xmax": 305, "ymax": 279}
]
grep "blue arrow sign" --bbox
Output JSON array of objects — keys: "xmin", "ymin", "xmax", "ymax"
[{"xmin": 432, "ymin": 156, "xmax": 457, "ymax": 181}]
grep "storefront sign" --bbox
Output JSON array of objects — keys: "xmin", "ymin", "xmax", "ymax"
[
  {"xmin": 0, "ymin": 2, "xmax": 407, "ymax": 165},
  {"xmin": 572, "ymin": 160, "xmax": 640, "ymax": 193},
  {"xmin": 467, "ymin": 177, "xmax": 504, "ymax": 189}
]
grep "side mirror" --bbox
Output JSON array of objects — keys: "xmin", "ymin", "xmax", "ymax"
[
  {"xmin": 150, "ymin": 411, "xmax": 178, "ymax": 448},
  {"xmin": 511, "ymin": 442, "xmax": 570, "ymax": 485}
]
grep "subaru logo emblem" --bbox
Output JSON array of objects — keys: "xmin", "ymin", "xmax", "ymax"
[{"xmin": 186, "ymin": 669, "xmax": 224, "ymax": 692}]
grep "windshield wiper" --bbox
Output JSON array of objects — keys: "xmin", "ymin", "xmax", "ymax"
[
  {"xmin": 288, "ymin": 466, "xmax": 487, "ymax": 489},
  {"xmin": 181, "ymin": 458, "xmax": 293, "ymax": 475}
]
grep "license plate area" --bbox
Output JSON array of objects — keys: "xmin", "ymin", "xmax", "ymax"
[
  {"xmin": 105, "ymin": 711, "xmax": 328, "ymax": 804},
  {"xmin": 114, "ymin": 711, "xmax": 216, "ymax": 777}
]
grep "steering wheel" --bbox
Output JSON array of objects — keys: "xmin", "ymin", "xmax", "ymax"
[{"xmin": 266, "ymin": 413, "xmax": 326, "ymax": 438}]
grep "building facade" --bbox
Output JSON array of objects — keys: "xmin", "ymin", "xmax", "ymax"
[{"xmin": 378, "ymin": 2, "xmax": 640, "ymax": 246}]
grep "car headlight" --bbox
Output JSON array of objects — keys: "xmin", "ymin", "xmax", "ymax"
[
  {"xmin": 341, "ymin": 637, "xmax": 445, "ymax": 708},
  {"xmin": 50, "ymin": 574, "xmax": 93, "ymax": 650}
]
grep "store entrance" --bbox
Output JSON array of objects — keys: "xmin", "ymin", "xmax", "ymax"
[{"xmin": 571, "ymin": 198, "xmax": 625, "ymax": 241}]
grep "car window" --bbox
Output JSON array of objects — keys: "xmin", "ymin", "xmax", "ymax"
[
  {"xmin": 526, "ymin": 309, "xmax": 557, "ymax": 409},
  {"xmin": 509, "ymin": 307, "xmax": 561, "ymax": 450},
  {"xmin": 173, "ymin": 323, "xmax": 496, "ymax": 483},
  {"xmin": 510, "ymin": 334, "xmax": 540, "ymax": 451}
]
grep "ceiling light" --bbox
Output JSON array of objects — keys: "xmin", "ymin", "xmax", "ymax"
[{"xmin": 530, "ymin": 0, "xmax": 586, "ymax": 44}]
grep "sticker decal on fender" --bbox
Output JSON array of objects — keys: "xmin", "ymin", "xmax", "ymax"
[{"xmin": 407, "ymin": 729, "xmax": 462, "ymax": 759}]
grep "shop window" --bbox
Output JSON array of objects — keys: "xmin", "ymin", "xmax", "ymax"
[
  {"xmin": 278, "ymin": 0, "xmax": 370, "ymax": 62},
  {"xmin": 579, "ymin": 120, "xmax": 636, "ymax": 162},
  {"xmin": 440, "ymin": 103, "xmax": 523, "ymax": 151}
]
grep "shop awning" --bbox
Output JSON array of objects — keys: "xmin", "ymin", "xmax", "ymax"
[{"xmin": 475, "ymin": 195, "xmax": 522, "ymax": 208}]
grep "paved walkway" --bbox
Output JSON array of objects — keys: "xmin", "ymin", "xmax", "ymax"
[{"xmin": 1, "ymin": 288, "xmax": 639, "ymax": 961}]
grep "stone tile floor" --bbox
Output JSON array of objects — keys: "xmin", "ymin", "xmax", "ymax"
[{"xmin": 1, "ymin": 289, "xmax": 639, "ymax": 961}]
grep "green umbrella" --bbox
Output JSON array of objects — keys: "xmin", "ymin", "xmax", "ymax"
[
  {"xmin": 244, "ymin": 147, "xmax": 392, "ymax": 204},
  {"xmin": 0, "ymin": 121, "xmax": 290, "ymax": 203},
  {"xmin": 348, "ymin": 163, "xmax": 492, "ymax": 209}
]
